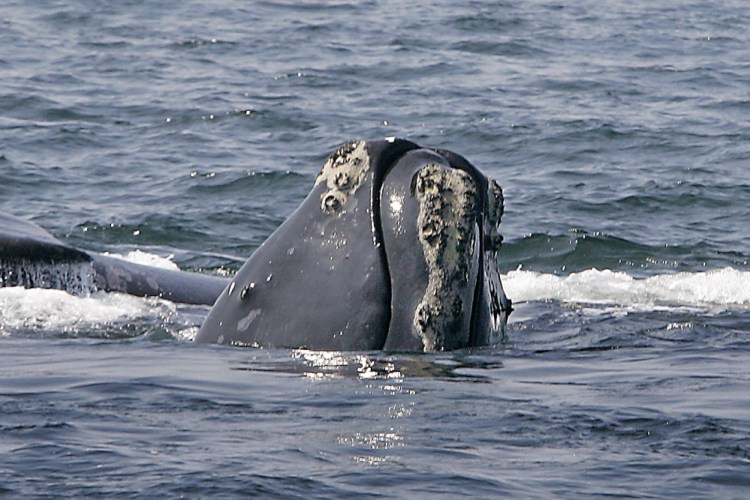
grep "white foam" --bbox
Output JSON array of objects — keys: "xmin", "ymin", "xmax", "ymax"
[
  {"xmin": 102, "ymin": 250, "xmax": 180, "ymax": 271},
  {"xmin": 0, "ymin": 249, "xmax": 203, "ymax": 337},
  {"xmin": 503, "ymin": 267, "xmax": 750, "ymax": 310},
  {"xmin": 0, "ymin": 286, "xmax": 172, "ymax": 335}
]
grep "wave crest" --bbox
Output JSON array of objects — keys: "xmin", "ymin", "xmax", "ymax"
[{"xmin": 504, "ymin": 267, "xmax": 750, "ymax": 309}]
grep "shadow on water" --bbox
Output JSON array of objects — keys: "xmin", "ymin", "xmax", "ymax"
[{"xmin": 230, "ymin": 348, "xmax": 504, "ymax": 382}]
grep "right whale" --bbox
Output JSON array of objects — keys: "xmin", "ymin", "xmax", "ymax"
[{"xmin": 196, "ymin": 138, "xmax": 512, "ymax": 351}]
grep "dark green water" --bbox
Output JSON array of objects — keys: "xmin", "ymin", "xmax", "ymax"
[{"xmin": 2, "ymin": 0, "xmax": 749, "ymax": 497}]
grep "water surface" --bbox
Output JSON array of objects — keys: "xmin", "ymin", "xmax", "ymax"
[{"xmin": 2, "ymin": 0, "xmax": 749, "ymax": 497}]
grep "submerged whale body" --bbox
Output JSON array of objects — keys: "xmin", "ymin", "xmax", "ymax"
[
  {"xmin": 0, "ymin": 214, "xmax": 228, "ymax": 305},
  {"xmin": 1, "ymin": 138, "xmax": 511, "ymax": 352}
]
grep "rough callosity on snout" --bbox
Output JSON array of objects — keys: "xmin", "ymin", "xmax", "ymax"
[
  {"xmin": 379, "ymin": 150, "xmax": 482, "ymax": 351},
  {"xmin": 315, "ymin": 140, "xmax": 370, "ymax": 215}
]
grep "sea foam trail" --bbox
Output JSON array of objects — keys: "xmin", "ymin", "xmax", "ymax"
[{"xmin": 503, "ymin": 267, "xmax": 750, "ymax": 309}]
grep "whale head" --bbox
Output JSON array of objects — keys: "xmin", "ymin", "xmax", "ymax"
[{"xmin": 195, "ymin": 138, "xmax": 511, "ymax": 351}]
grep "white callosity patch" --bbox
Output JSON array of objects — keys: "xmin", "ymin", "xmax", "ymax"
[
  {"xmin": 413, "ymin": 164, "xmax": 478, "ymax": 351},
  {"xmin": 315, "ymin": 140, "xmax": 370, "ymax": 215}
]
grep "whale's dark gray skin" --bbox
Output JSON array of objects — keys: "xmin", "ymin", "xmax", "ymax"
[
  {"xmin": 195, "ymin": 139, "xmax": 512, "ymax": 351},
  {"xmin": 0, "ymin": 214, "xmax": 228, "ymax": 305}
]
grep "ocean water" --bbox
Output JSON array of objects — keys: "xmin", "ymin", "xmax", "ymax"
[{"xmin": 2, "ymin": 0, "xmax": 750, "ymax": 497}]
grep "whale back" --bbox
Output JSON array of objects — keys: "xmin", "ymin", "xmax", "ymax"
[{"xmin": 0, "ymin": 213, "xmax": 227, "ymax": 304}]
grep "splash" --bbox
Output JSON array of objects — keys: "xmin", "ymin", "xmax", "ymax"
[
  {"xmin": 0, "ymin": 250, "xmax": 184, "ymax": 336},
  {"xmin": 0, "ymin": 287, "xmax": 171, "ymax": 335},
  {"xmin": 102, "ymin": 250, "xmax": 180, "ymax": 271},
  {"xmin": 503, "ymin": 267, "xmax": 750, "ymax": 309}
]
